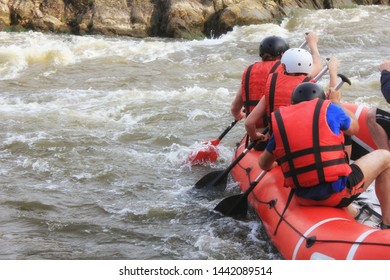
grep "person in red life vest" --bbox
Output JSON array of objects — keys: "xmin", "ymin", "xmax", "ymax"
[
  {"xmin": 258, "ymin": 82, "xmax": 390, "ymax": 230},
  {"xmin": 230, "ymin": 35, "xmax": 289, "ymax": 128},
  {"xmin": 245, "ymin": 33, "xmax": 325, "ymax": 147},
  {"xmin": 367, "ymin": 60, "xmax": 390, "ymax": 151}
]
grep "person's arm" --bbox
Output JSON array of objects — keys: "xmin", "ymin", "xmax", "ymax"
[
  {"xmin": 327, "ymin": 57, "xmax": 339, "ymax": 88},
  {"xmin": 379, "ymin": 60, "xmax": 390, "ymax": 103},
  {"xmin": 327, "ymin": 88, "xmax": 359, "ymax": 136},
  {"xmin": 258, "ymin": 149, "xmax": 276, "ymax": 171},
  {"xmin": 306, "ymin": 32, "xmax": 323, "ymax": 78},
  {"xmin": 245, "ymin": 96, "xmax": 266, "ymax": 141},
  {"xmin": 231, "ymin": 88, "xmax": 245, "ymax": 120},
  {"xmin": 258, "ymin": 134, "xmax": 278, "ymax": 170}
]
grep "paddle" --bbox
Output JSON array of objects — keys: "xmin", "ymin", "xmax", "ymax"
[
  {"xmin": 335, "ymin": 73, "xmax": 351, "ymax": 90},
  {"xmin": 351, "ymin": 137, "xmax": 372, "ymax": 160},
  {"xmin": 214, "ymin": 170, "xmax": 267, "ymax": 217},
  {"xmin": 187, "ymin": 119, "xmax": 239, "ymax": 165},
  {"xmin": 298, "ymin": 32, "xmax": 310, "ymax": 48},
  {"xmin": 214, "ymin": 73, "xmax": 353, "ymax": 217},
  {"xmin": 194, "ymin": 137, "xmax": 261, "ymax": 190}
]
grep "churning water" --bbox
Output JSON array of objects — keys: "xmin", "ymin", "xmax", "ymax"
[{"xmin": 1, "ymin": 6, "xmax": 389, "ymax": 259}]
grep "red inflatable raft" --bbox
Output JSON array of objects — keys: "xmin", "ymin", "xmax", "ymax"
[{"xmin": 229, "ymin": 103, "xmax": 390, "ymax": 260}]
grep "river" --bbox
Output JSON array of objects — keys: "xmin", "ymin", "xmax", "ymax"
[{"xmin": 1, "ymin": 5, "xmax": 389, "ymax": 260}]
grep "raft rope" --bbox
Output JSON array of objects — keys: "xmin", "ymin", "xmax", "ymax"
[{"xmin": 273, "ymin": 188, "xmax": 295, "ymax": 236}]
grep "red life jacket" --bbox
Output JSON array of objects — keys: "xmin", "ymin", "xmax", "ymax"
[
  {"xmin": 241, "ymin": 60, "xmax": 283, "ymax": 126},
  {"xmin": 271, "ymin": 99, "xmax": 352, "ymax": 189},
  {"xmin": 265, "ymin": 73, "xmax": 312, "ymax": 122}
]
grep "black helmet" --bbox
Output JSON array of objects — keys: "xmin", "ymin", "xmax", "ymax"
[
  {"xmin": 259, "ymin": 36, "xmax": 289, "ymax": 58},
  {"xmin": 291, "ymin": 82, "xmax": 326, "ymax": 104}
]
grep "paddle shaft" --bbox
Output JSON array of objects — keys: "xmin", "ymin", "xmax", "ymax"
[
  {"xmin": 298, "ymin": 32, "xmax": 310, "ymax": 48},
  {"xmin": 313, "ymin": 62, "xmax": 329, "ymax": 82},
  {"xmin": 205, "ymin": 139, "xmax": 259, "ymax": 188},
  {"xmin": 216, "ymin": 120, "xmax": 238, "ymax": 141},
  {"xmin": 335, "ymin": 73, "xmax": 351, "ymax": 90},
  {"xmin": 214, "ymin": 170, "xmax": 267, "ymax": 216},
  {"xmin": 241, "ymin": 170, "xmax": 267, "ymax": 198},
  {"xmin": 299, "ymin": 40, "xmax": 308, "ymax": 49},
  {"xmin": 335, "ymin": 81, "xmax": 344, "ymax": 90}
]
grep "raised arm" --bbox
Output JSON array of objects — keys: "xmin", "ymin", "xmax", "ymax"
[
  {"xmin": 306, "ymin": 32, "xmax": 323, "ymax": 78},
  {"xmin": 327, "ymin": 57, "xmax": 340, "ymax": 89}
]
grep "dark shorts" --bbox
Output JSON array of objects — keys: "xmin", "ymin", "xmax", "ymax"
[
  {"xmin": 295, "ymin": 164, "xmax": 365, "ymax": 208},
  {"xmin": 344, "ymin": 134, "xmax": 352, "ymax": 145},
  {"xmin": 376, "ymin": 108, "xmax": 390, "ymax": 139}
]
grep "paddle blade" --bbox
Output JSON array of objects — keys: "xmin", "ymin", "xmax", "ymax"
[
  {"xmin": 187, "ymin": 141, "xmax": 219, "ymax": 165},
  {"xmin": 214, "ymin": 194, "xmax": 248, "ymax": 217},
  {"xmin": 194, "ymin": 170, "xmax": 228, "ymax": 191}
]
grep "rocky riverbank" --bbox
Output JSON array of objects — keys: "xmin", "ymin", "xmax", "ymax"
[{"xmin": 0, "ymin": 0, "xmax": 388, "ymax": 39}]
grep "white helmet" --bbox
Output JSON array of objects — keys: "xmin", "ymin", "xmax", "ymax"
[{"xmin": 281, "ymin": 48, "xmax": 313, "ymax": 74}]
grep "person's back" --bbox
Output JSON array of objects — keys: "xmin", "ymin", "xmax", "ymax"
[
  {"xmin": 240, "ymin": 60, "xmax": 284, "ymax": 127},
  {"xmin": 272, "ymin": 98, "xmax": 351, "ymax": 189},
  {"xmin": 241, "ymin": 60, "xmax": 283, "ymax": 111},
  {"xmin": 231, "ymin": 36, "xmax": 289, "ymax": 123},
  {"xmin": 264, "ymin": 69, "xmax": 313, "ymax": 120}
]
